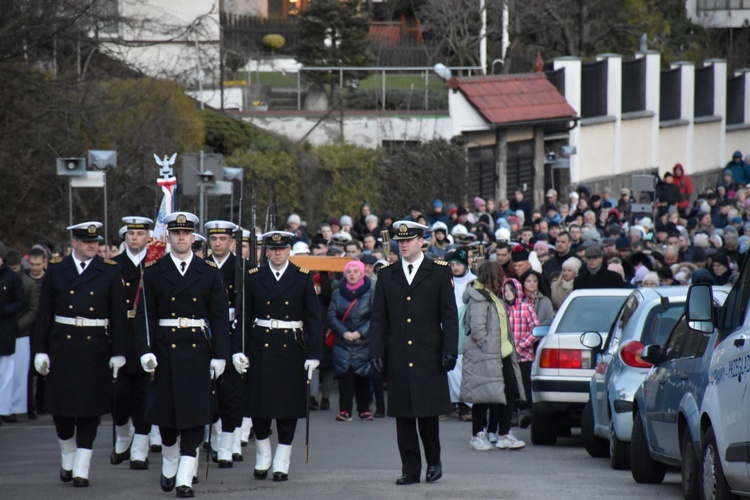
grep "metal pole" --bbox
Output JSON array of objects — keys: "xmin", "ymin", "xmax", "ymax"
[
  {"xmin": 297, "ymin": 70, "xmax": 301, "ymax": 111},
  {"xmin": 199, "ymin": 150, "xmax": 205, "ymax": 234},
  {"xmin": 68, "ymin": 179, "xmax": 73, "ymax": 226},
  {"xmin": 103, "ymin": 170, "xmax": 108, "ymax": 256},
  {"xmin": 382, "ymin": 70, "xmax": 386, "ymax": 110},
  {"xmin": 480, "ymin": 0, "xmax": 487, "ymax": 75},
  {"xmin": 230, "ymin": 186, "xmax": 234, "ymax": 222},
  {"xmin": 424, "ymin": 70, "xmax": 429, "ymax": 110}
]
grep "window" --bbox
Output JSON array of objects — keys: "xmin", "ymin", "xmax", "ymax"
[
  {"xmin": 662, "ymin": 316, "xmax": 710, "ymax": 361},
  {"xmin": 638, "ymin": 302, "xmax": 685, "ymax": 347},
  {"xmin": 555, "ymin": 295, "xmax": 629, "ymax": 334}
]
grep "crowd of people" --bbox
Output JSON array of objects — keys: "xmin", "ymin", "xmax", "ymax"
[{"xmin": 1, "ymin": 154, "xmax": 747, "ymax": 490}]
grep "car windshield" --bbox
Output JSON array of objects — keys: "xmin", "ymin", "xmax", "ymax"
[
  {"xmin": 637, "ymin": 302, "xmax": 685, "ymax": 346},
  {"xmin": 555, "ymin": 295, "xmax": 629, "ymax": 334}
]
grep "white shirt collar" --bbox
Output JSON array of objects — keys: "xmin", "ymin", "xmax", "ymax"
[
  {"xmin": 269, "ymin": 261, "xmax": 289, "ymax": 281},
  {"xmin": 72, "ymin": 254, "xmax": 93, "ymax": 275},
  {"xmin": 212, "ymin": 253, "xmax": 229, "ymax": 269},
  {"xmin": 127, "ymin": 247, "xmax": 148, "ymax": 267},
  {"xmin": 402, "ymin": 252, "xmax": 425, "ymax": 284},
  {"xmin": 170, "ymin": 252, "xmax": 194, "ymax": 275}
]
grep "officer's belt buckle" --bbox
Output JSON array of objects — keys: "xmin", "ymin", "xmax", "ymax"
[
  {"xmin": 178, "ymin": 318, "xmax": 190, "ymax": 328},
  {"xmin": 75, "ymin": 316, "xmax": 85, "ymax": 327},
  {"xmin": 270, "ymin": 319, "xmax": 280, "ymax": 330}
]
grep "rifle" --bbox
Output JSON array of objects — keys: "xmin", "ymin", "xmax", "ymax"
[
  {"xmin": 381, "ymin": 230, "xmax": 390, "ymax": 261},
  {"xmin": 234, "ymin": 182, "xmax": 245, "ymax": 361},
  {"xmin": 249, "ymin": 185, "xmax": 257, "ymax": 268}
]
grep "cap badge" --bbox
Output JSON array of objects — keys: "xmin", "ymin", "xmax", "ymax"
[
  {"xmin": 87, "ymin": 225, "xmax": 97, "ymax": 234},
  {"xmin": 272, "ymin": 233, "xmax": 281, "ymax": 242},
  {"xmin": 398, "ymin": 224, "xmax": 408, "ymax": 235},
  {"xmin": 176, "ymin": 215, "xmax": 186, "ymax": 224}
]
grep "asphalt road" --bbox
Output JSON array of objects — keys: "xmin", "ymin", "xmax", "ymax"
[{"xmin": 1, "ymin": 400, "xmax": 683, "ymax": 499}]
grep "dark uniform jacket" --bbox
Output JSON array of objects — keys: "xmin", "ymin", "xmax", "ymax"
[
  {"xmin": 0, "ymin": 263, "xmax": 25, "ymax": 355},
  {"xmin": 135, "ymin": 255, "xmax": 230, "ymax": 429},
  {"xmin": 241, "ymin": 262, "xmax": 322, "ymax": 419},
  {"xmin": 113, "ymin": 251, "xmax": 147, "ymax": 374},
  {"xmin": 208, "ymin": 253, "xmax": 242, "ymax": 355},
  {"xmin": 33, "ymin": 255, "xmax": 126, "ymax": 417},
  {"xmin": 369, "ymin": 258, "xmax": 458, "ymax": 418}
]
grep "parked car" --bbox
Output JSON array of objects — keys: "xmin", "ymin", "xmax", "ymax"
[
  {"xmin": 580, "ymin": 286, "xmax": 691, "ymax": 470},
  {"xmin": 692, "ymin": 279, "xmax": 750, "ymax": 499},
  {"xmin": 629, "ymin": 285, "xmax": 729, "ymax": 499},
  {"xmin": 530, "ymin": 288, "xmax": 631, "ymax": 446}
]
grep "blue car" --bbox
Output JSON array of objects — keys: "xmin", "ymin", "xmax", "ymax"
[{"xmin": 630, "ymin": 286, "xmax": 729, "ymax": 498}]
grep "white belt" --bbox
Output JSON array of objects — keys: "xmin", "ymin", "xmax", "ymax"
[
  {"xmin": 158, "ymin": 318, "xmax": 206, "ymax": 328},
  {"xmin": 255, "ymin": 319, "xmax": 303, "ymax": 330},
  {"xmin": 54, "ymin": 315, "xmax": 109, "ymax": 327}
]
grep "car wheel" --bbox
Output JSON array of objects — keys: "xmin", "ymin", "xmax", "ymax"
[
  {"xmin": 630, "ymin": 410, "xmax": 666, "ymax": 484},
  {"xmin": 701, "ymin": 427, "xmax": 736, "ymax": 500},
  {"xmin": 681, "ymin": 431, "xmax": 700, "ymax": 499},
  {"xmin": 581, "ymin": 400, "xmax": 609, "ymax": 458},
  {"xmin": 530, "ymin": 405, "xmax": 557, "ymax": 446},
  {"xmin": 609, "ymin": 419, "xmax": 631, "ymax": 470}
]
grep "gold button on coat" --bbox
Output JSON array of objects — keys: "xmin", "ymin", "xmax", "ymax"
[
  {"xmin": 171, "ymin": 344, "xmax": 176, "ymax": 348},
  {"xmin": 406, "ymin": 296, "xmax": 411, "ymax": 301},
  {"xmin": 407, "ymin": 318, "xmax": 411, "ymax": 323},
  {"xmin": 409, "ymin": 363, "xmax": 414, "ymax": 367}
]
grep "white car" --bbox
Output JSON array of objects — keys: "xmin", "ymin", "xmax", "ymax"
[{"xmin": 530, "ymin": 288, "xmax": 631, "ymax": 446}]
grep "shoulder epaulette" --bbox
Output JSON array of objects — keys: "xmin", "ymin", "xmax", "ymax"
[
  {"xmin": 434, "ymin": 259, "xmax": 449, "ymax": 266},
  {"xmin": 50, "ymin": 257, "xmax": 62, "ymax": 264},
  {"xmin": 381, "ymin": 262, "xmax": 393, "ymax": 269},
  {"xmin": 299, "ymin": 267, "xmax": 310, "ymax": 274},
  {"xmin": 205, "ymin": 260, "xmax": 217, "ymax": 268},
  {"xmin": 145, "ymin": 260, "xmax": 157, "ymax": 268},
  {"xmin": 104, "ymin": 258, "xmax": 117, "ymax": 266},
  {"xmin": 248, "ymin": 267, "xmax": 259, "ymax": 275}
]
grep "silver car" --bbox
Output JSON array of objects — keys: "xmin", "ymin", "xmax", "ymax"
[{"xmin": 580, "ymin": 286, "xmax": 693, "ymax": 470}]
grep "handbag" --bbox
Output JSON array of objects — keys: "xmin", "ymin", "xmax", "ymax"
[{"xmin": 325, "ymin": 299, "xmax": 358, "ymax": 348}]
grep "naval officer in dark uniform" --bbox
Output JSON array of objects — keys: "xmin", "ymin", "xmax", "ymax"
[
  {"xmin": 233, "ymin": 230, "xmax": 322, "ymax": 482},
  {"xmin": 111, "ymin": 216, "xmax": 154, "ymax": 470},
  {"xmin": 135, "ymin": 212, "xmax": 230, "ymax": 498},
  {"xmin": 369, "ymin": 220, "xmax": 458, "ymax": 485},
  {"xmin": 33, "ymin": 221, "xmax": 127, "ymax": 487},
  {"xmin": 203, "ymin": 220, "xmax": 244, "ymax": 468}
]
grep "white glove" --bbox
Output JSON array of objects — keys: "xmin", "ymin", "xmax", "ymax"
[
  {"xmin": 210, "ymin": 359, "xmax": 226, "ymax": 379},
  {"xmin": 140, "ymin": 353, "xmax": 158, "ymax": 373},
  {"xmin": 34, "ymin": 353, "xmax": 50, "ymax": 376},
  {"xmin": 232, "ymin": 353, "xmax": 249, "ymax": 374},
  {"xmin": 109, "ymin": 356, "xmax": 126, "ymax": 378},
  {"xmin": 229, "ymin": 308, "xmax": 236, "ymax": 323},
  {"xmin": 304, "ymin": 359, "xmax": 320, "ymax": 381}
]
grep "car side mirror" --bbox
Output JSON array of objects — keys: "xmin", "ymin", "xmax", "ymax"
[
  {"xmin": 532, "ymin": 325, "xmax": 550, "ymax": 338},
  {"xmin": 686, "ymin": 283, "xmax": 714, "ymax": 333},
  {"xmin": 580, "ymin": 331, "xmax": 603, "ymax": 351},
  {"xmin": 641, "ymin": 344, "xmax": 661, "ymax": 365}
]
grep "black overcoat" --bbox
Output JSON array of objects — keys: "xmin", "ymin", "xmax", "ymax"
[
  {"xmin": 112, "ymin": 252, "xmax": 146, "ymax": 374},
  {"xmin": 135, "ymin": 255, "xmax": 229, "ymax": 430},
  {"xmin": 241, "ymin": 262, "xmax": 322, "ymax": 419},
  {"xmin": 0, "ymin": 263, "xmax": 25, "ymax": 355},
  {"xmin": 33, "ymin": 255, "xmax": 126, "ymax": 417},
  {"xmin": 369, "ymin": 258, "xmax": 458, "ymax": 418}
]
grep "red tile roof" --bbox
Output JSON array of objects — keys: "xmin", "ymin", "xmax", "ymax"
[
  {"xmin": 369, "ymin": 22, "xmax": 402, "ymax": 45},
  {"xmin": 448, "ymin": 73, "xmax": 576, "ymax": 126}
]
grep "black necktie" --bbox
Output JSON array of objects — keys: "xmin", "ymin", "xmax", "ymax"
[
  {"xmin": 275, "ymin": 271, "xmax": 281, "ymax": 279},
  {"xmin": 80, "ymin": 262, "xmax": 86, "ymax": 272},
  {"xmin": 180, "ymin": 261, "xmax": 186, "ymax": 273},
  {"xmin": 408, "ymin": 264, "xmax": 413, "ymax": 275}
]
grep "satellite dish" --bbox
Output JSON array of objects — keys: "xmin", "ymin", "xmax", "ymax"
[{"xmin": 88, "ymin": 150, "xmax": 118, "ymax": 170}]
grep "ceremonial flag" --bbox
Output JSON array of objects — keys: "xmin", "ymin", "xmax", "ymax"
[{"xmin": 148, "ymin": 153, "xmax": 178, "ymax": 262}]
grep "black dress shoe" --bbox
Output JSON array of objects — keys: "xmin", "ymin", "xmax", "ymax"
[
  {"xmin": 2, "ymin": 415, "xmax": 17, "ymax": 423},
  {"xmin": 232, "ymin": 453, "xmax": 243, "ymax": 462},
  {"xmin": 160, "ymin": 474, "xmax": 176, "ymax": 492},
  {"xmin": 273, "ymin": 472, "xmax": 288, "ymax": 482},
  {"xmin": 218, "ymin": 459, "xmax": 233, "ymax": 469},
  {"xmin": 110, "ymin": 447, "xmax": 130, "ymax": 465},
  {"xmin": 210, "ymin": 450, "xmax": 218, "ymax": 463},
  {"xmin": 60, "ymin": 468, "xmax": 72, "ymax": 482},
  {"xmin": 27, "ymin": 410, "xmax": 37, "ymax": 420},
  {"xmin": 426, "ymin": 463, "xmax": 442, "ymax": 483},
  {"xmin": 192, "ymin": 475, "xmax": 199, "ymax": 484},
  {"xmin": 175, "ymin": 485, "xmax": 194, "ymax": 498},
  {"xmin": 253, "ymin": 469, "xmax": 268, "ymax": 480},
  {"xmin": 130, "ymin": 459, "xmax": 149, "ymax": 470},
  {"xmin": 395, "ymin": 474, "xmax": 420, "ymax": 485},
  {"xmin": 72, "ymin": 477, "xmax": 89, "ymax": 487},
  {"xmin": 320, "ymin": 398, "xmax": 330, "ymax": 410},
  {"xmin": 240, "ymin": 440, "xmax": 248, "ymax": 448},
  {"xmin": 308, "ymin": 397, "xmax": 319, "ymax": 411},
  {"xmin": 150, "ymin": 444, "xmax": 162, "ymax": 453}
]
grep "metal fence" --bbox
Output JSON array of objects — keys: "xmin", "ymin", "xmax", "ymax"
[
  {"xmin": 581, "ymin": 59, "xmax": 608, "ymax": 118},
  {"xmin": 660, "ymin": 67, "xmax": 681, "ymax": 121},
  {"xmin": 727, "ymin": 73, "xmax": 745, "ymax": 125},
  {"xmin": 622, "ymin": 57, "xmax": 646, "ymax": 113},
  {"xmin": 545, "ymin": 68, "xmax": 565, "ymax": 96},
  {"xmin": 694, "ymin": 65, "xmax": 714, "ymax": 117}
]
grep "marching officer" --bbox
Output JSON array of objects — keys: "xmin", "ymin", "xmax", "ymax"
[
  {"xmin": 135, "ymin": 212, "xmax": 230, "ymax": 498},
  {"xmin": 369, "ymin": 220, "xmax": 458, "ymax": 485},
  {"xmin": 33, "ymin": 221, "xmax": 127, "ymax": 487},
  {"xmin": 111, "ymin": 216, "xmax": 154, "ymax": 469},
  {"xmin": 233, "ymin": 230, "xmax": 322, "ymax": 482},
  {"xmin": 203, "ymin": 220, "xmax": 244, "ymax": 468}
]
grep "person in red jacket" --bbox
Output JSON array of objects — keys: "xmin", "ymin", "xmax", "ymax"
[{"xmin": 672, "ymin": 163, "xmax": 693, "ymax": 216}]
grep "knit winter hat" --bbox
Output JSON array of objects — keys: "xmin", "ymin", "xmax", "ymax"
[
  {"xmin": 642, "ymin": 272, "xmax": 660, "ymax": 286},
  {"xmin": 562, "ymin": 257, "xmax": 582, "ymax": 275},
  {"xmin": 474, "ymin": 197, "xmax": 486, "ymax": 208}
]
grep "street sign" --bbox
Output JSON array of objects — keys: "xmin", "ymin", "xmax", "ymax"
[{"xmin": 70, "ymin": 170, "xmax": 105, "ymax": 188}]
